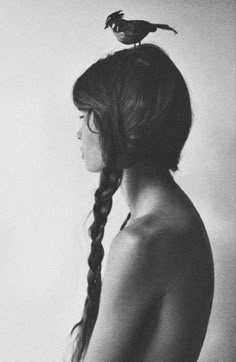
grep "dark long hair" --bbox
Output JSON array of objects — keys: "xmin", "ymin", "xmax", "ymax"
[{"xmin": 70, "ymin": 43, "xmax": 192, "ymax": 361}]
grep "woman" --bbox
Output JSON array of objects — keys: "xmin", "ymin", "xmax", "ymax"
[{"xmin": 70, "ymin": 44, "xmax": 214, "ymax": 361}]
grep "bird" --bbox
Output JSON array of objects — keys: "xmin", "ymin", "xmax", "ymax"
[{"xmin": 104, "ymin": 10, "xmax": 177, "ymax": 47}]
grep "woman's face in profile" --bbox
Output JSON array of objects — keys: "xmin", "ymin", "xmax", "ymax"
[{"xmin": 77, "ymin": 110, "xmax": 104, "ymax": 172}]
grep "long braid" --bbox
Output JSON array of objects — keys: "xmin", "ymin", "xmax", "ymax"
[{"xmin": 71, "ymin": 166, "xmax": 123, "ymax": 361}]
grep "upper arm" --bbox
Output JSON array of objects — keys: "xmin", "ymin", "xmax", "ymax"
[{"xmin": 84, "ymin": 230, "xmax": 159, "ymax": 362}]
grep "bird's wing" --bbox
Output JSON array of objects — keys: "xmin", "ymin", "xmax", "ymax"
[
  {"xmin": 131, "ymin": 20, "xmax": 154, "ymax": 32},
  {"xmin": 116, "ymin": 20, "xmax": 150, "ymax": 34}
]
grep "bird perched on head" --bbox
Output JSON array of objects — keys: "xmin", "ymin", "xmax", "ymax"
[{"xmin": 105, "ymin": 10, "xmax": 177, "ymax": 47}]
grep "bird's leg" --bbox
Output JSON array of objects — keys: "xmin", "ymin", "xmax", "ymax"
[
  {"xmin": 134, "ymin": 43, "xmax": 136, "ymax": 48},
  {"xmin": 139, "ymin": 41, "xmax": 141, "ymax": 47}
]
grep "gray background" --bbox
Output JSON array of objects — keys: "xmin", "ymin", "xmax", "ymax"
[{"xmin": 0, "ymin": 1, "xmax": 235, "ymax": 361}]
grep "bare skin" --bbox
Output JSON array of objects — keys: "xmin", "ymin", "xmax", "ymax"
[
  {"xmin": 77, "ymin": 112, "xmax": 214, "ymax": 361},
  {"xmin": 83, "ymin": 163, "xmax": 214, "ymax": 361}
]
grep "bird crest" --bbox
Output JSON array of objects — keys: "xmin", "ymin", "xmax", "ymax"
[{"xmin": 104, "ymin": 10, "xmax": 124, "ymax": 29}]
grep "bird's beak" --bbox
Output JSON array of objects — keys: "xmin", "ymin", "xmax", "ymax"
[{"xmin": 104, "ymin": 24, "xmax": 108, "ymax": 29}]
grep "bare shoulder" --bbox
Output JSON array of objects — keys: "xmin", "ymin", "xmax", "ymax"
[
  {"xmin": 90, "ymin": 212, "xmax": 214, "ymax": 361},
  {"xmin": 100, "ymin": 223, "xmax": 162, "ymax": 314},
  {"xmin": 110, "ymin": 210, "xmax": 214, "ymax": 296}
]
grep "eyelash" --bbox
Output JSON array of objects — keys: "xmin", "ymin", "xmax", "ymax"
[{"xmin": 78, "ymin": 115, "xmax": 86, "ymax": 128}]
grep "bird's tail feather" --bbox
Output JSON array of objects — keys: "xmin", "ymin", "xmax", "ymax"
[{"xmin": 151, "ymin": 24, "xmax": 177, "ymax": 34}]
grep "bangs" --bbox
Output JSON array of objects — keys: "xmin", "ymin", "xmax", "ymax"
[{"xmin": 72, "ymin": 88, "xmax": 91, "ymax": 111}]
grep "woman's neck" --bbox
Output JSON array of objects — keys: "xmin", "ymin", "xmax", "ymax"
[{"xmin": 120, "ymin": 162, "xmax": 177, "ymax": 221}]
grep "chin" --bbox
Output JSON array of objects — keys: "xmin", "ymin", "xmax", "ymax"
[{"xmin": 85, "ymin": 163, "xmax": 104, "ymax": 173}]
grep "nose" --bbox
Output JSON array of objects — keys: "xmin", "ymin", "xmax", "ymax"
[{"xmin": 76, "ymin": 128, "xmax": 82, "ymax": 140}]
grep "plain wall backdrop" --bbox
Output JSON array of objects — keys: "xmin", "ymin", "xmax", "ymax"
[{"xmin": 0, "ymin": 0, "xmax": 235, "ymax": 361}]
